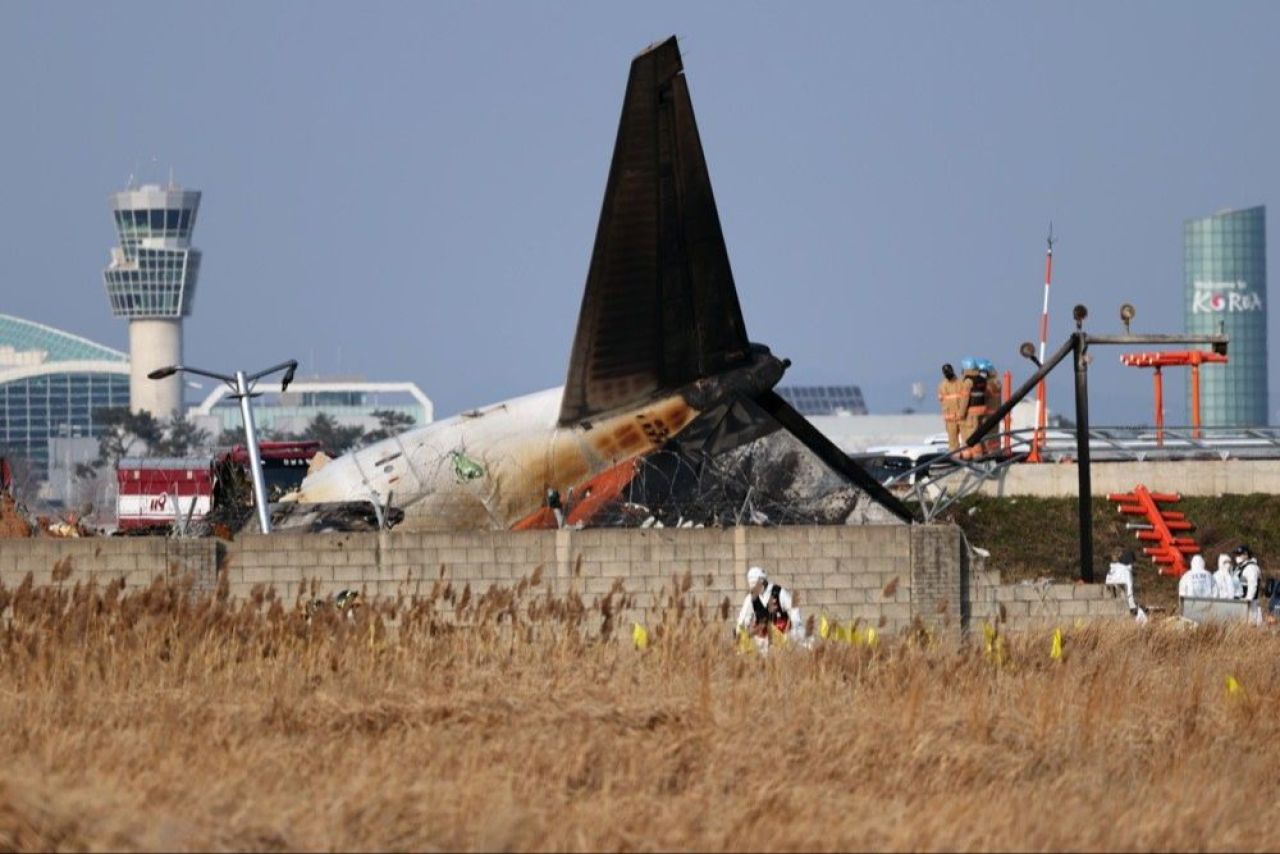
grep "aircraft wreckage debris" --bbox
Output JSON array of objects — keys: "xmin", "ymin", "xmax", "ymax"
[{"xmin": 263, "ymin": 36, "xmax": 915, "ymax": 532}]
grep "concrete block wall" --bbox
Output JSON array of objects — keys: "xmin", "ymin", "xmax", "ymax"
[
  {"xmin": 981, "ymin": 459, "xmax": 1280, "ymax": 498},
  {"xmin": 222, "ymin": 526, "xmax": 921, "ymax": 634},
  {"xmin": 221, "ymin": 531, "xmax": 561, "ymax": 605},
  {"xmin": 968, "ymin": 570, "xmax": 1131, "ymax": 630},
  {"xmin": 0, "ymin": 524, "xmax": 1129, "ymax": 635},
  {"xmin": 0, "ymin": 537, "xmax": 215, "ymax": 591}
]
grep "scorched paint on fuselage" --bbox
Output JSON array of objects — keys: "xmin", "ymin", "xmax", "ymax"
[{"xmin": 289, "ymin": 386, "xmax": 697, "ymax": 530}]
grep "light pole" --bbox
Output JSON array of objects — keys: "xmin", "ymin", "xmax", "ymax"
[{"xmin": 148, "ymin": 359, "xmax": 297, "ymax": 534}]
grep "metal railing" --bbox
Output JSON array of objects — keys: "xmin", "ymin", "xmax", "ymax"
[
  {"xmin": 1015, "ymin": 424, "xmax": 1280, "ymax": 462},
  {"xmin": 874, "ymin": 424, "xmax": 1280, "ymax": 523}
]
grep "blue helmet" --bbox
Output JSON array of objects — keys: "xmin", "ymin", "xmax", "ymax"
[
  {"xmin": 977, "ymin": 358, "xmax": 995, "ymax": 373},
  {"xmin": 960, "ymin": 357, "xmax": 977, "ymax": 371}
]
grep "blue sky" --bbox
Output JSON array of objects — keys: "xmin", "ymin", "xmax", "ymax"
[{"xmin": 2, "ymin": 2, "xmax": 1277, "ymax": 425}]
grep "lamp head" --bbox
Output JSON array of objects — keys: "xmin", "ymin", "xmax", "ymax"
[
  {"xmin": 147, "ymin": 365, "xmax": 179, "ymax": 380},
  {"xmin": 1072, "ymin": 304, "xmax": 1088, "ymax": 329},
  {"xmin": 281, "ymin": 361, "xmax": 297, "ymax": 392},
  {"xmin": 1019, "ymin": 341, "xmax": 1041, "ymax": 367},
  {"xmin": 1120, "ymin": 303, "xmax": 1136, "ymax": 334}
]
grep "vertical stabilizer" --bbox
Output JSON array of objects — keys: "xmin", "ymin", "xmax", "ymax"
[{"xmin": 559, "ymin": 36, "xmax": 750, "ymax": 425}]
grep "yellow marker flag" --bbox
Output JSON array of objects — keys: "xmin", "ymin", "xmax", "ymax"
[
  {"xmin": 631, "ymin": 623, "xmax": 649, "ymax": 651},
  {"xmin": 1226, "ymin": 675, "xmax": 1243, "ymax": 697},
  {"xmin": 865, "ymin": 627, "xmax": 879, "ymax": 649},
  {"xmin": 1050, "ymin": 628, "xmax": 1063, "ymax": 662},
  {"xmin": 819, "ymin": 615, "xmax": 831, "ymax": 640}
]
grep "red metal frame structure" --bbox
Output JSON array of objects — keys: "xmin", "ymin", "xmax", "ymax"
[
  {"xmin": 1106, "ymin": 484, "xmax": 1199, "ymax": 577},
  {"xmin": 1120, "ymin": 350, "xmax": 1229, "ymax": 444}
]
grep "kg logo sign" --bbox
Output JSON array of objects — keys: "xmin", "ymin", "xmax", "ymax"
[{"xmin": 1192, "ymin": 280, "xmax": 1264, "ymax": 314}]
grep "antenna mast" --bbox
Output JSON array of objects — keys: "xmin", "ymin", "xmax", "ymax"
[{"xmin": 1029, "ymin": 224, "xmax": 1055, "ymax": 463}]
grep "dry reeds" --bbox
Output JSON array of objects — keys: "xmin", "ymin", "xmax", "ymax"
[{"xmin": 0, "ymin": 571, "xmax": 1275, "ymax": 852}]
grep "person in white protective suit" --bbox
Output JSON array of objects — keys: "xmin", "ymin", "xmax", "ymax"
[
  {"xmin": 736, "ymin": 566, "xmax": 803, "ymax": 643},
  {"xmin": 1214, "ymin": 553, "xmax": 1242, "ymax": 600},
  {"xmin": 1178, "ymin": 554, "xmax": 1216, "ymax": 602},
  {"xmin": 1234, "ymin": 544, "xmax": 1263, "ymax": 625},
  {"xmin": 1104, "ymin": 549, "xmax": 1146, "ymax": 622}
]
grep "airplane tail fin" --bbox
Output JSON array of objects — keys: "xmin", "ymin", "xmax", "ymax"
[
  {"xmin": 559, "ymin": 36, "xmax": 916, "ymax": 524},
  {"xmin": 559, "ymin": 36, "xmax": 751, "ymax": 426}
]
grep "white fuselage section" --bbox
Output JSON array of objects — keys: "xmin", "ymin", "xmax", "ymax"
[{"xmin": 288, "ymin": 386, "xmax": 698, "ymax": 530}]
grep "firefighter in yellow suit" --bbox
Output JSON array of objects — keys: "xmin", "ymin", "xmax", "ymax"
[
  {"xmin": 936, "ymin": 363, "xmax": 969, "ymax": 451},
  {"xmin": 959, "ymin": 358, "xmax": 988, "ymax": 460},
  {"xmin": 980, "ymin": 359, "xmax": 1003, "ymax": 456}
]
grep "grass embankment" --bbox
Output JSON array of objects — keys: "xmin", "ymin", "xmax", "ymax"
[
  {"xmin": 1, "ymin": 575, "xmax": 1279, "ymax": 851},
  {"xmin": 942, "ymin": 494, "xmax": 1280, "ymax": 614}
]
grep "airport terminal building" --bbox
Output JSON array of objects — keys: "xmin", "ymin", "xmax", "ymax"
[
  {"xmin": 0, "ymin": 314, "xmax": 130, "ymax": 476},
  {"xmin": 189, "ymin": 377, "xmax": 433, "ymax": 438},
  {"xmin": 1184, "ymin": 206, "xmax": 1268, "ymax": 426}
]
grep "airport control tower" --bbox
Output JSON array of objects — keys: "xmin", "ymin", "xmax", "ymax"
[{"xmin": 103, "ymin": 184, "xmax": 202, "ymax": 418}]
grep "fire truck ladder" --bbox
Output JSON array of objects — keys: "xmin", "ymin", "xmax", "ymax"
[{"xmin": 1106, "ymin": 484, "xmax": 1199, "ymax": 577}]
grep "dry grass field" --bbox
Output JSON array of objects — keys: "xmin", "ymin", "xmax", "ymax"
[{"xmin": 1, "ymin": 571, "xmax": 1277, "ymax": 852}]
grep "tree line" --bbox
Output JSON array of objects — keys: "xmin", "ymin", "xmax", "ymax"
[{"xmin": 79, "ymin": 408, "xmax": 416, "ymax": 477}]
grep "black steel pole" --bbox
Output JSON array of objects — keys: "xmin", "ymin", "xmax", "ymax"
[
  {"xmin": 965, "ymin": 334, "xmax": 1078, "ymax": 449},
  {"xmin": 1073, "ymin": 332, "xmax": 1094, "ymax": 583}
]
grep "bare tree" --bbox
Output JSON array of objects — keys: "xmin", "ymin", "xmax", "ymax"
[{"xmin": 362, "ymin": 409, "xmax": 417, "ymax": 445}]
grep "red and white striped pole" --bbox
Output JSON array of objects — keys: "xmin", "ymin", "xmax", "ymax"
[{"xmin": 1030, "ymin": 225, "xmax": 1054, "ymax": 463}]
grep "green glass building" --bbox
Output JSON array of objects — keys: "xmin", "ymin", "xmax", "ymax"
[
  {"xmin": 0, "ymin": 313, "xmax": 130, "ymax": 475},
  {"xmin": 1184, "ymin": 206, "xmax": 1268, "ymax": 427}
]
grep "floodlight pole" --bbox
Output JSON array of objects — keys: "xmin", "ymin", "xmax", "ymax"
[
  {"xmin": 1072, "ymin": 332, "xmax": 1093, "ymax": 582},
  {"xmin": 233, "ymin": 370, "xmax": 272, "ymax": 535},
  {"xmin": 969, "ymin": 320, "xmax": 1228, "ymax": 584},
  {"xmin": 148, "ymin": 359, "xmax": 297, "ymax": 535}
]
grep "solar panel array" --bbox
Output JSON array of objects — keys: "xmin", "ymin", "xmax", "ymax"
[{"xmin": 775, "ymin": 385, "xmax": 868, "ymax": 416}]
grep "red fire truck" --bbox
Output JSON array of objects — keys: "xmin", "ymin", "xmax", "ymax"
[{"xmin": 116, "ymin": 441, "xmax": 323, "ymax": 532}]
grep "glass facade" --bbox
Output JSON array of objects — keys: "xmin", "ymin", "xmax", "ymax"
[
  {"xmin": 206, "ymin": 402, "xmax": 423, "ymax": 434},
  {"xmin": 111, "ymin": 205, "xmax": 198, "ymax": 252},
  {"xmin": 0, "ymin": 314, "xmax": 130, "ymax": 477},
  {"xmin": 190, "ymin": 381, "xmax": 434, "ymax": 441},
  {"xmin": 102, "ymin": 186, "xmax": 201, "ymax": 319},
  {"xmin": 104, "ymin": 247, "xmax": 199, "ymax": 316},
  {"xmin": 1184, "ymin": 206, "xmax": 1268, "ymax": 427},
  {"xmin": 0, "ymin": 372, "xmax": 130, "ymax": 473}
]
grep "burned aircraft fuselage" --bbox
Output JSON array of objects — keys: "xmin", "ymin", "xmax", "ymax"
[{"xmin": 285, "ymin": 348, "xmax": 789, "ymax": 530}]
